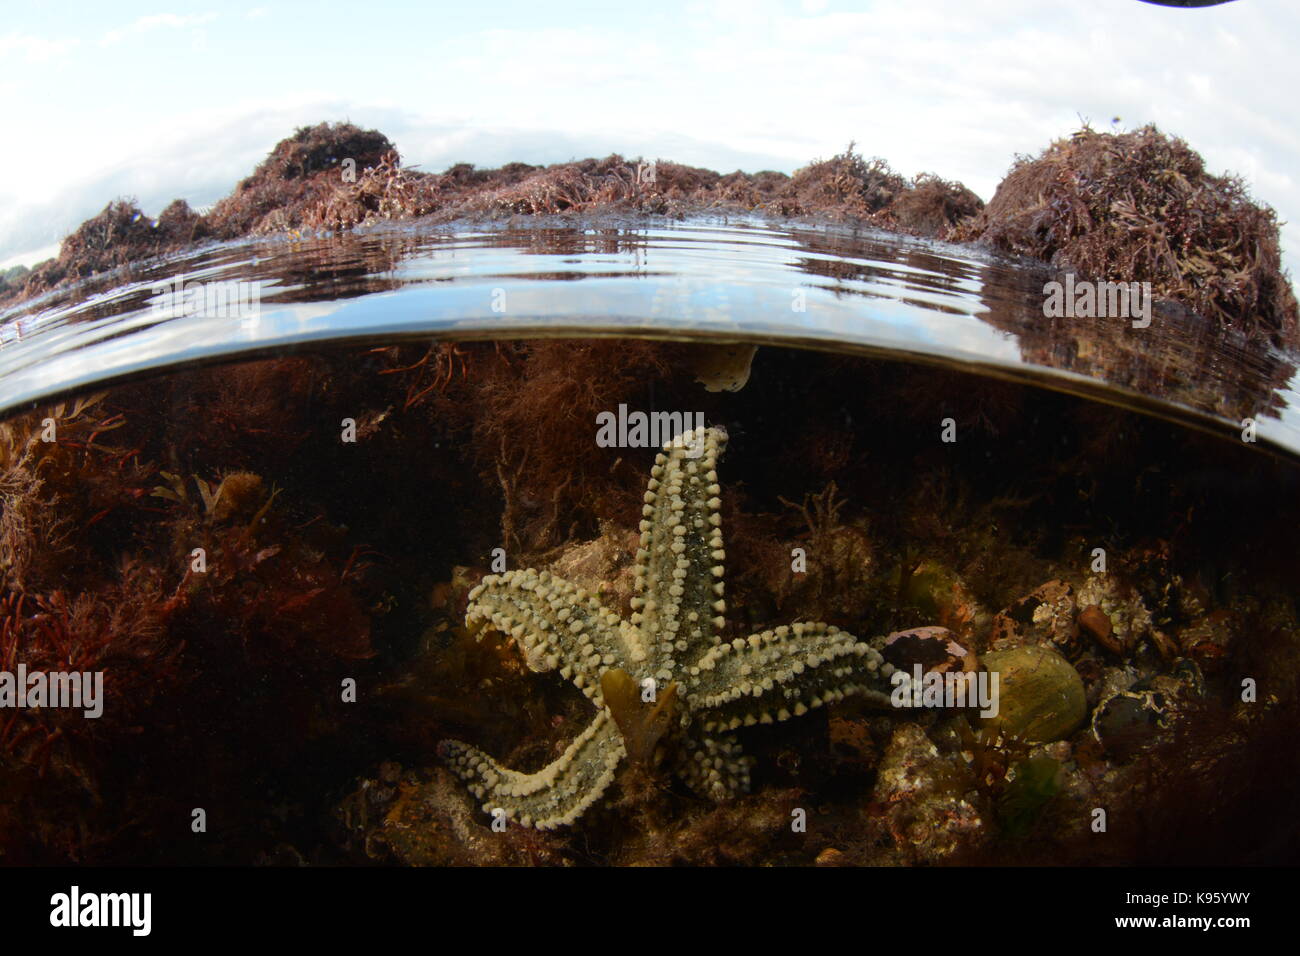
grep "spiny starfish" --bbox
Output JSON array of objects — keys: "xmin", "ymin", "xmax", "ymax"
[{"xmin": 439, "ymin": 426, "xmax": 909, "ymax": 829}]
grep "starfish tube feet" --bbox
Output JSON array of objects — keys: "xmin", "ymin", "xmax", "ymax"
[{"xmin": 439, "ymin": 711, "xmax": 627, "ymax": 830}]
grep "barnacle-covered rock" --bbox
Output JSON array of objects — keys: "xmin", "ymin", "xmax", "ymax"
[
  {"xmin": 1075, "ymin": 574, "xmax": 1151, "ymax": 655},
  {"xmin": 869, "ymin": 723, "xmax": 987, "ymax": 863},
  {"xmin": 1087, "ymin": 665, "xmax": 1141, "ymax": 710},
  {"xmin": 1091, "ymin": 658, "xmax": 1207, "ymax": 762},
  {"xmin": 334, "ymin": 764, "xmax": 568, "ymax": 866},
  {"xmin": 546, "ymin": 523, "xmax": 642, "ymax": 614},
  {"xmin": 989, "ymin": 579, "xmax": 1077, "ymax": 651}
]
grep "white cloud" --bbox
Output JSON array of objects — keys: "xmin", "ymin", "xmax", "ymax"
[
  {"xmin": 0, "ymin": 32, "xmax": 79, "ymax": 63},
  {"xmin": 100, "ymin": 12, "xmax": 218, "ymax": 47}
]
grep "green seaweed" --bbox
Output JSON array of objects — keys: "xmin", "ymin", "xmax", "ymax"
[{"xmin": 997, "ymin": 757, "xmax": 1062, "ymax": 838}]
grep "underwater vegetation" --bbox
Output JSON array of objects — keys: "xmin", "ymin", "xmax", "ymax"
[
  {"xmin": 0, "ymin": 367, "xmax": 378, "ymax": 862},
  {"xmin": 0, "ymin": 337, "xmax": 1295, "ymax": 865}
]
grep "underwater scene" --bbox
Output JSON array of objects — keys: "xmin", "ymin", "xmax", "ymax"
[{"xmin": 1, "ymin": 217, "xmax": 1297, "ymax": 868}]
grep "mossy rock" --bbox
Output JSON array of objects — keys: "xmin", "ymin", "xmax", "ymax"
[{"xmin": 980, "ymin": 645, "xmax": 1086, "ymax": 743}]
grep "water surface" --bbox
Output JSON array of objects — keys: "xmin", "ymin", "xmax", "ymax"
[{"xmin": 2, "ymin": 214, "xmax": 1296, "ymax": 457}]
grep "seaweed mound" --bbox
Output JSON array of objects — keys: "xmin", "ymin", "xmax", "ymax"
[
  {"xmin": 13, "ymin": 199, "xmax": 172, "ymax": 299},
  {"xmin": 251, "ymin": 121, "xmax": 393, "ymax": 181},
  {"xmin": 890, "ymin": 173, "xmax": 985, "ymax": 237},
  {"xmin": 15, "ymin": 197, "xmax": 216, "ymax": 300},
  {"xmin": 955, "ymin": 124, "xmax": 1299, "ymax": 347},
  {"xmin": 206, "ymin": 121, "xmax": 397, "ymax": 238},
  {"xmin": 1, "ymin": 131, "xmax": 986, "ymax": 311},
  {"xmin": 284, "ymin": 140, "xmax": 981, "ymax": 238},
  {"xmin": 776, "ymin": 146, "xmax": 982, "ymax": 236},
  {"xmin": 9, "ymin": 123, "xmax": 395, "ymax": 301},
  {"xmin": 6, "ymin": 120, "xmax": 1296, "ymax": 350}
]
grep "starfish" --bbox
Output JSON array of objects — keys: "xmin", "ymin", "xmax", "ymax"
[{"xmin": 439, "ymin": 426, "xmax": 909, "ymax": 828}]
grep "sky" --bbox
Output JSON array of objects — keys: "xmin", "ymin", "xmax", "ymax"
[{"xmin": 2, "ymin": 0, "xmax": 1297, "ymax": 278}]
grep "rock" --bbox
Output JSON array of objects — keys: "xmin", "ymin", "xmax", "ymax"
[
  {"xmin": 1087, "ymin": 665, "xmax": 1140, "ymax": 709},
  {"xmin": 1078, "ymin": 604, "xmax": 1121, "ymax": 654},
  {"xmin": 333, "ymin": 766, "xmax": 568, "ymax": 866},
  {"xmin": 989, "ymin": 580, "xmax": 1077, "ymax": 651},
  {"xmin": 828, "ymin": 715, "xmax": 878, "ymax": 772},
  {"xmin": 1169, "ymin": 658, "xmax": 1207, "ymax": 698},
  {"xmin": 981, "ymin": 645, "xmax": 1087, "ymax": 743},
  {"xmin": 870, "ymin": 724, "xmax": 986, "ymax": 863},
  {"xmin": 546, "ymin": 523, "xmax": 641, "ymax": 612},
  {"xmin": 686, "ymin": 343, "xmax": 758, "ymax": 392},
  {"xmin": 1149, "ymin": 627, "xmax": 1180, "ymax": 662},
  {"xmin": 766, "ymin": 522, "xmax": 877, "ymax": 625},
  {"xmin": 1177, "ymin": 616, "xmax": 1229, "ymax": 673},
  {"xmin": 899, "ymin": 561, "xmax": 987, "ymax": 643},
  {"xmin": 882, "ymin": 625, "xmax": 974, "ymax": 675},
  {"xmin": 1091, "ymin": 689, "xmax": 1168, "ymax": 761},
  {"xmin": 815, "ymin": 847, "xmax": 848, "ymax": 867},
  {"xmin": 1092, "ymin": 659, "xmax": 1206, "ymax": 761},
  {"xmin": 1076, "ymin": 574, "xmax": 1151, "ymax": 655}
]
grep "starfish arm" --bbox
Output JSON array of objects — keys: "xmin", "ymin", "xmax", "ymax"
[
  {"xmin": 676, "ymin": 732, "xmax": 753, "ymax": 801},
  {"xmin": 438, "ymin": 710, "xmax": 627, "ymax": 829},
  {"xmin": 467, "ymin": 568, "xmax": 647, "ymax": 705},
  {"xmin": 685, "ymin": 623, "xmax": 905, "ymax": 731},
  {"xmin": 631, "ymin": 426, "xmax": 729, "ymax": 682}
]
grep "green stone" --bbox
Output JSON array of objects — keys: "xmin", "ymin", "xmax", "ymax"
[{"xmin": 981, "ymin": 645, "xmax": 1086, "ymax": 743}]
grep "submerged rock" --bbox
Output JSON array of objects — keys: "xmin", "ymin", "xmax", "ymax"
[
  {"xmin": 981, "ymin": 645, "xmax": 1087, "ymax": 743},
  {"xmin": 1078, "ymin": 604, "xmax": 1120, "ymax": 655},
  {"xmin": 1091, "ymin": 690, "xmax": 1168, "ymax": 762},
  {"xmin": 989, "ymin": 580, "xmax": 1077, "ymax": 652},
  {"xmin": 1076, "ymin": 574, "xmax": 1151, "ymax": 656},
  {"xmin": 870, "ymin": 724, "xmax": 986, "ymax": 863},
  {"xmin": 882, "ymin": 625, "xmax": 974, "ymax": 675},
  {"xmin": 686, "ymin": 343, "xmax": 758, "ymax": 392},
  {"xmin": 898, "ymin": 560, "xmax": 987, "ymax": 643}
]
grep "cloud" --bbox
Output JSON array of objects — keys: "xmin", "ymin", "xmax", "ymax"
[
  {"xmin": 0, "ymin": 32, "xmax": 79, "ymax": 62},
  {"xmin": 100, "ymin": 12, "xmax": 218, "ymax": 47}
]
